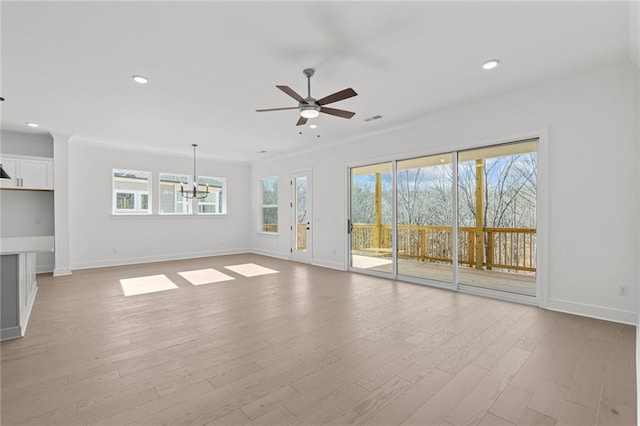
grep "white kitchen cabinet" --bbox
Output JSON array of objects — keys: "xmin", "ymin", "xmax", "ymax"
[{"xmin": 0, "ymin": 155, "xmax": 53, "ymax": 190}]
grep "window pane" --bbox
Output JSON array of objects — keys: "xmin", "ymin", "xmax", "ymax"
[
  {"xmin": 396, "ymin": 154, "xmax": 453, "ymax": 283},
  {"xmin": 197, "ymin": 176, "xmax": 226, "ymax": 214},
  {"xmin": 260, "ymin": 178, "xmax": 278, "ymax": 232},
  {"xmin": 457, "ymin": 140, "xmax": 537, "ymax": 297},
  {"xmin": 262, "ymin": 178, "xmax": 278, "ymax": 205},
  {"xmin": 199, "ymin": 204, "xmax": 215, "ymax": 214},
  {"xmin": 113, "ymin": 169, "xmax": 150, "ymax": 214},
  {"xmin": 116, "ymin": 192, "xmax": 135, "ymax": 210},
  {"xmin": 349, "ymin": 163, "xmax": 393, "ymax": 273},
  {"xmin": 262, "ymin": 207, "xmax": 278, "ymax": 232},
  {"xmin": 160, "ymin": 173, "xmax": 190, "ymax": 214}
]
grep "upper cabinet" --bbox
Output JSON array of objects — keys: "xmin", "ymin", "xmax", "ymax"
[{"xmin": 0, "ymin": 155, "xmax": 53, "ymax": 190}]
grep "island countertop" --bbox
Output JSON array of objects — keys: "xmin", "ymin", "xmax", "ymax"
[{"xmin": 0, "ymin": 236, "xmax": 54, "ymax": 255}]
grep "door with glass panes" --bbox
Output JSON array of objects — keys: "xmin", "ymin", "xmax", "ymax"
[{"xmin": 291, "ymin": 169, "xmax": 312, "ymax": 263}]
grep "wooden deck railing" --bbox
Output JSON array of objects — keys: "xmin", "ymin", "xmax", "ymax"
[
  {"xmin": 352, "ymin": 224, "xmax": 536, "ymax": 273},
  {"xmin": 263, "ymin": 224, "xmax": 278, "ymax": 233},
  {"xmin": 262, "ymin": 224, "xmax": 308, "ymax": 251},
  {"xmin": 297, "ymin": 223, "xmax": 307, "ymax": 250}
]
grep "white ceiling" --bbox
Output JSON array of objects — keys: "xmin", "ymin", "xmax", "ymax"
[{"xmin": 0, "ymin": 1, "xmax": 633, "ymax": 162}]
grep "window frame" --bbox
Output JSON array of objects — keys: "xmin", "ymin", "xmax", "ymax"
[
  {"xmin": 259, "ymin": 177, "xmax": 279, "ymax": 234},
  {"xmin": 112, "ymin": 169, "xmax": 151, "ymax": 215},
  {"xmin": 196, "ymin": 176, "xmax": 227, "ymax": 215},
  {"xmin": 158, "ymin": 172, "xmax": 192, "ymax": 215}
]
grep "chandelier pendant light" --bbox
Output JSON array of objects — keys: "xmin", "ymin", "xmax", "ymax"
[{"xmin": 180, "ymin": 144, "xmax": 209, "ymax": 199}]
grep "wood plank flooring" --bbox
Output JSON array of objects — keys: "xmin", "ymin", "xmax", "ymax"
[{"xmin": 1, "ymin": 254, "xmax": 636, "ymax": 425}]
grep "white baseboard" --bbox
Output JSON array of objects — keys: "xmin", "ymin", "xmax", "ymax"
[
  {"xmin": 0, "ymin": 326, "xmax": 21, "ymax": 341},
  {"xmin": 312, "ymin": 258, "xmax": 346, "ymax": 271},
  {"xmin": 249, "ymin": 251, "xmax": 346, "ymax": 271},
  {"xmin": 249, "ymin": 249, "xmax": 291, "ymax": 261},
  {"xmin": 547, "ymin": 297, "xmax": 637, "ymax": 325},
  {"xmin": 70, "ymin": 248, "xmax": 251, "ymax": 271},
  {"xmin": 53, "ymin": 268, "xmax": 72, "ymax": 276}
]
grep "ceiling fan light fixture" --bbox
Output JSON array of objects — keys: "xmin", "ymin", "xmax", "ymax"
[
  {"xmin": 309, "ymin": 124, "xmax": 318, "ymax": 129},
  {"xmin": 300, "ymin": 104, "xmax": 320, "ymax": 119},
  {"xmin": 300, "ymin": 109, "xmax": 319, "ymax": 119}
]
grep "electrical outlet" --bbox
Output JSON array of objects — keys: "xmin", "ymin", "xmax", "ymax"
[{"xmin": 618, "ymin": 286, "xmax": 629, "ymax": 296}]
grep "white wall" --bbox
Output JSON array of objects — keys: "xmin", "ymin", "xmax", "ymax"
[
  {"xmin": 0, "ymin": 130, "xmax": 55, "ymax": 272},
  {"xmin": 251, "ymin": 64, "xmax": 639, "ymax": 324},
  {"xmin": 0, "ymin": 129, "xmax": 54, "ymax": 157},
  {"xmin": 68, "ymin": 141, "xmax": 252, "ymax": 269}
]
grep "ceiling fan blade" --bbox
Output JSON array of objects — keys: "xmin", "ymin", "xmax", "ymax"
[
  {"xmin": 256, "ymin": 107, "xmax": 299, "ymax": 112},
  {"xmin": 316, "ymin": 88, "xmax": 358, "ymax": 106},
  {"xmin": 296, "ymin": 116, "xmax": 308, "ymax": 126},
  {"xmin": 277, "ymin": 85, "xmax": 307, "ymax": 104},
  {"xmin": 320, "ymin": 107, "xmax": 356, "ymax": 119}
]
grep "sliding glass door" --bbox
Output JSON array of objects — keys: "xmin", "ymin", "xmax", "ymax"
[
  {"xmin": 349, "ymin": 162, "xmax": 394, "ymax": 275},
  {"xmin": 348, "ymin": 139, "xmax": 538, "ymax": 299},
  {"xmin": 457, "ymin": 142, "xmax": 537, "ymax": 296},
  {"xmin": 396, "ymin": 154, "xmax": 454, "ymax": 284}
]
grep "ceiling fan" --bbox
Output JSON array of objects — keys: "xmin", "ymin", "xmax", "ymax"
[{"xmin": 256, "ymin": 68, "xmax": 357, "ymax": 126}]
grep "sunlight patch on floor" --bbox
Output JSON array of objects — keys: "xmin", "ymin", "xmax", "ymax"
[
  {"xmin": 224, "ymin": 263, "xmax": 279, "ymax": 277},
  {"xmin": 178, "ymin": 268, "xmax": 235, "ymax": 286},
  {"xmin": 120, "ymin": 274, "xmax": 179, "ymax": 296}
]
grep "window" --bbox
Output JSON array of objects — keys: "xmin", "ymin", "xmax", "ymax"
[
  {"xmin": 113, "ymin": 169, "xmax": 151, "ymax": 214},
  {"xmin": 260, "ymin": 177, "xmax": 278, "ymax": 233},
  {"xmin": 159, "ymin": 173, "xmax": 191, "ymax": 214},
  {"xmin": 197, "ymin": 176, "xmax": 226, "ymax": 215}
]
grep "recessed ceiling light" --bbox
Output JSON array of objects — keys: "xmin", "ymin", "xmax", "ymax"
[
  {"xmin": 26, "ymin": 122, "xmax": 39, "ymax": 128},
  {"xmin": 309, "ymin": 124, "xmax": 318, "ymax": 129},
  {"xmin": 482, "ymin": 59, "xmax": 500, "ymax": 70},
  {"xmin": 132, "ymin": 75, "xmax": 149, "ymax": 84}
]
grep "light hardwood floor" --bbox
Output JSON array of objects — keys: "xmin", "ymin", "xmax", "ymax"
[{"xmin": 1, "ymin": 254, "xmax": 636, "ymax": 425}]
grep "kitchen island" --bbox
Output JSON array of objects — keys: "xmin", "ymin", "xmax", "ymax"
[{"xmin": 1, "ymin": 236, "xmax": 54, "ymax": 340}]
